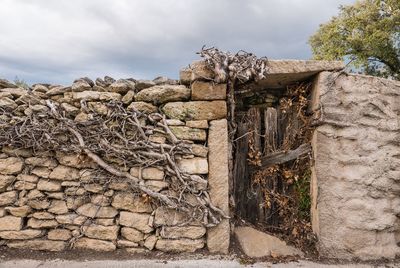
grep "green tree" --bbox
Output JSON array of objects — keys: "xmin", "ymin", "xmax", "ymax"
[{"xmin": 309, "ymin": 0, "xmax": 400, "ymax": 79}]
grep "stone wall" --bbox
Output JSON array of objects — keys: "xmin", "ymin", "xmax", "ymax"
[
  {"xmin": 310, "ymin": 72, "xmax": 400, "ymax": 260},
  {"xmin": 0, "ymin": 69, "xmax": 229, "ymax": 253}
]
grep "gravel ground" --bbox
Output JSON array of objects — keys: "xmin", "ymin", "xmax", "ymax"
[{"xmin": 1, "ymin": 259, "xmax": 399, "ymax": 268}]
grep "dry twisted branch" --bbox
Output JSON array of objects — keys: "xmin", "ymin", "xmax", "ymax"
[
  {"xmin": 197, "ymin": 46, "xmax": 269, "ymax": 84},
  {"xmin": 0, "ymin": 100, "xmax": 227, "ymax": 227}
]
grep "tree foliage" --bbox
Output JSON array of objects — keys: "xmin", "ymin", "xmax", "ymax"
[{"xmin": 309, "ymin": 0, "xmax": 400, "ymax": 79}]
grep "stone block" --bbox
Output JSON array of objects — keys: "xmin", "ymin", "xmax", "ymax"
[
  {"xmin": 31, "ymin": 167, "xmax": 51, "ymax": 178},
  {"xmin": 154, "ymin": 206, "xmax": 187, "ymax": 226},
  {"xmin": 37, "ymin": 179, "xmax": 62, "ymax": 192},
  {"xmin": 155, "ymin": 238, "xmax": 204, "ymax": 253},
  {"xmin": 162, "ymin": 101, "xmax": 227, "ymax": 121},
  {"xmin": 170, "ymin": 126, "xmax": 207, "ymax": 141},
  {"xmin": 0, "ymin": 216, "xmax": 23, "ymax": 231},
  {"xmin": 111, "ymin": 192, "xmax": 152, "ymax": 213},
  {"xmin": 0, "ymin": 191, "xmax": 17, "ymax": 206},
  {"xmin": 84, "ymin": 183, "xmax": 103, "ymax": 193},
  {"xmin": 136, "ymin": 85, "xmax": 190, "ymax": 104},
  {"xmin": 14, "ymin": 180, "xmax": 36, "ymax": 190},
  {"xmin": 27, "ymin": 218, "xmax": 58, "ymax": 229},
  {"xmin": 72, "ymin": 91, "xmax": 121, "ymax": 101},
  {"xmin": 0, "ymin": 157, "xmax": 23, "ymax": 175},
  {"xmin": 55, "ymin": 213, "xmax": 81, "ymax": 224},
  {"xmin": 121, "ymin": 227, "xmax": 144, "ymax": 242},
  {"xmin": 186, "ymin": 120, "xmax": 208, "ymax": 129},
  {"xmin": 117, "ymin": 239, "xmax": 139, "ymax": 248},
  {"xmin": 235, "ymin": 226, "xmax": 303, "ymax": 258},
  {"xmin": 83, "ymin": 224, "xmax": 119, "ymax": 240},
  {"xmin": 177, "ymin": 157, "xmax": 208, "ymax": 175},
  {"xmin": 31, "ymin": 211, "xmax": 55, "ymax": 220},
  {"xmin": 0, "ymin": 229, "xmax": 43, "ymax": 240},
  {"xmin": 91, "ymin": 194, "xmax": 111, "ymax": 207},
  {"xmin": 7, "ymin": 239, "xmax": 66, "ymax": 251},
  {"xmin": 191, "ymin": 81, "xmax": 226, "ymax": 100},
  {"xmin": 27, "ymin": 199, "xmax": 50, "ymax": 210},
  {"xmin": 0, "ymin": 175, "xmax": 15, "ymax": 191},
  {"xmin": 73, "ymin": 237, "xmax": 116, "ymax": 251},
  {"xmin": 95, "ymin": 218, "xmax": 114, "ymax": 226},
  {"xmin": 179, "ymin": 60, "xmax": 214, "ymax": 84},
  {"xmin": 49, "ymin": 165, "xmax": 80, "ymax": 180},
  {"xmin": 207, "ymin": 119, "xmax": 230, "ymax": 253},
  {"xmin": 77, "ymin": 203, "xmax": 118, "ymax": 218},
  {"xmin": 161, "ymin": 226, "xmax": 206, "ymax": 239},
  {"xmin": 48, "ymin": 200, "xmax": 68, "ymax": 214},
  {"xmin": 0, "ymin": 97, "xmax": 17, "ymax": 109},
  {"xmin": 127, "ymin": 101, "xmax": 158, "ymax": 114},
  {"xmin": 2, "ymin": 147, "xmax": 33, "ymax": 158},
  {"xmin": 25, "ymin": 157, "xmax": 58, "ymax": 168},
  {"xmin": 16, "ymin": 174, "xmax": 38, "ymax": 183},
  {"xmin": 130, "ymin": 167, "xmax": 164, "ymax": 181},
  {"xmin": 109, "ymin": 79, "xmax": 135, "ymax": 94},
  {"xmin": 48, "ymin": 229, "xmax": 72, "ymax": 241},
  {"xmin": 191, "ymin": 144, "xmax": 208, "ymax": 157},
  {"xmin": 5, "ymin": 206, "xmax": 31, "ymax": 217},
  {"xmin": 55, "ymin": 152, "xmax": 96, "ymax": 168},
  {"xmin": 144, "ymin": 180, "xmax": 169, "ymax": 192},
  {"xmin": 119, "ymin": 212, "xmax": 153, "ymax": 233},
  {"xmin": 165, "ymin": 119, "xmax": 185, "ymax": 126},
  {"xmin": 144, "ymin": 235, "xmax": 157, "ymax": 250},
  {"xmin": 135, "ymin": 79, "xmax": 156, "ymax": 91}
]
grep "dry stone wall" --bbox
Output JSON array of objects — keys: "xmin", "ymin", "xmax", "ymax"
[
  {"xmin": 0, "ymin": 69, "xmax": 229, "ymax": 253},
  {"xmin": 310, "ymin": 72, "xmax": 400, "ymax": 260}
]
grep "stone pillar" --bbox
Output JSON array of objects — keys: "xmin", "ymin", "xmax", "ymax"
[
  {"xmin": 310, "ymin": 71, "xmax": 400, "ymax": 260},
  {"xmin": 207, "ymin": 119, "xmax": 230, "ymax": 253}
]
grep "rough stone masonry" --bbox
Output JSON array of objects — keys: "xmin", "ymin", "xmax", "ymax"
[
  {"xmin": 0, "ymin": 69, "xmax": 230, "ymax": 253},
  {"xmin": 0, "ymin": 58, "xmax": 399, "ymax": 260}
]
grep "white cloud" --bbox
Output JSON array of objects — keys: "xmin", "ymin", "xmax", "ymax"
[{"xmin": 0, "ymin": 0, "xmax": 355, "ymax": 84}]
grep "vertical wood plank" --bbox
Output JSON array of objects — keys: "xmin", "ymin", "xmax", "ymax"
[{"xmin": 264, "ymin": 108, "xmax": 278, "ymax": 154}]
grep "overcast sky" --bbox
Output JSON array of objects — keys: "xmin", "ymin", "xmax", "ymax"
[{"xmin": 0, "ymin": 0, "xmax": 355, "ymax": 85}]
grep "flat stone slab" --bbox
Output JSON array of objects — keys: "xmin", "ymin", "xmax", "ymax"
[
  {"xmin": 252, "ymin": 60, "xmax": 344, "ymax": 88},
  {"xmin": 235, "ymin": 226, "xmax": 303, "ymax": 258},
  {"xmin": 181, "ymin": 59, "xmax": 344, "ymax": 89}
]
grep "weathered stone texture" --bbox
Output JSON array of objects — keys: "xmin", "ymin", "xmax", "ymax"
[
  {"xmin": 0, "ymin": 64, "xmax": 231, "ymax": 255},
  {"xmin": 155, "ymin": 238, "xmax": 204, "ymax": 253},
  {"xmin": 207, "ymin": 119, "xmax": 230, "ymax": 253},
  {"xmin": 121, "ymin": 227, "xmax": 144, "ymax": 242},
  {"xmin": 177, "ymin": 157, "xmax": 208, "ymax": 175},
  {"xmin": 0, "ymin": 191, "xmax": 17, "ymax": 206},
  {"xmin": 48, "ymin": 229, "xmax": 72, "ymax": 241},
  {"xmin": 0, "ymin": 216, "xmax": 23, "ymax": 231},
  {"xmin": 73, "ymin": 237, "xmax": 116, "ymax": 251},
  {"xmin": 7, "ymin": 239, "xmax": 66, "ymax": 251},
  {"xmin": 111, "ymin": 192, "xmax": 152, "ymax": 213},
  {"xmin": 77, "ymin": 203, "xmax": 118, "ymax": 218},
  {"xmin": 83, "ymin": 224, "xmax": 119, "ymax": 240},
  {"xmin": 161, "ymin": 226, "xmax": 206, "ymax": 239},
  {"xmin": 170, "ymin": 126, "xmax": 207, "ymax": 141},
  {"xmin": 0, "ymin": 157, "xmax": 23, "ymax": 175},
  {"xmin": 191, "ymin": 81, "xmax": 226, "ymax": 101},
  {"xmin": 136, "ymin": 85, "xmax": 190, "ymax": 104},
  {"xmin": 311, "ymin": 72, "xmax": 400, "ymax": 260},
  {"xmin": 179, "ymin": 60, "xmax": 214, "ymax": 84},
  {"xmin": 235, "ymin": 227, "xmax": 303, "ymax": 258},
  {"xmin": 127, "ymin": 101, "xmax": 158, "ymax": 113},
  {"xmin": 49, "ymin": 165, "xmax": 80, "ymax": 180},
  {"xmin": 162, "ymin": 101, "xmax": 227, "ymax": 121},
  {"xmin": 0, "ymin": 229, "xmax": 43, "ymax": 240},
  {"xmin": 119, "ymin": 211, "xmax": 153, "ymax": 233}
]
